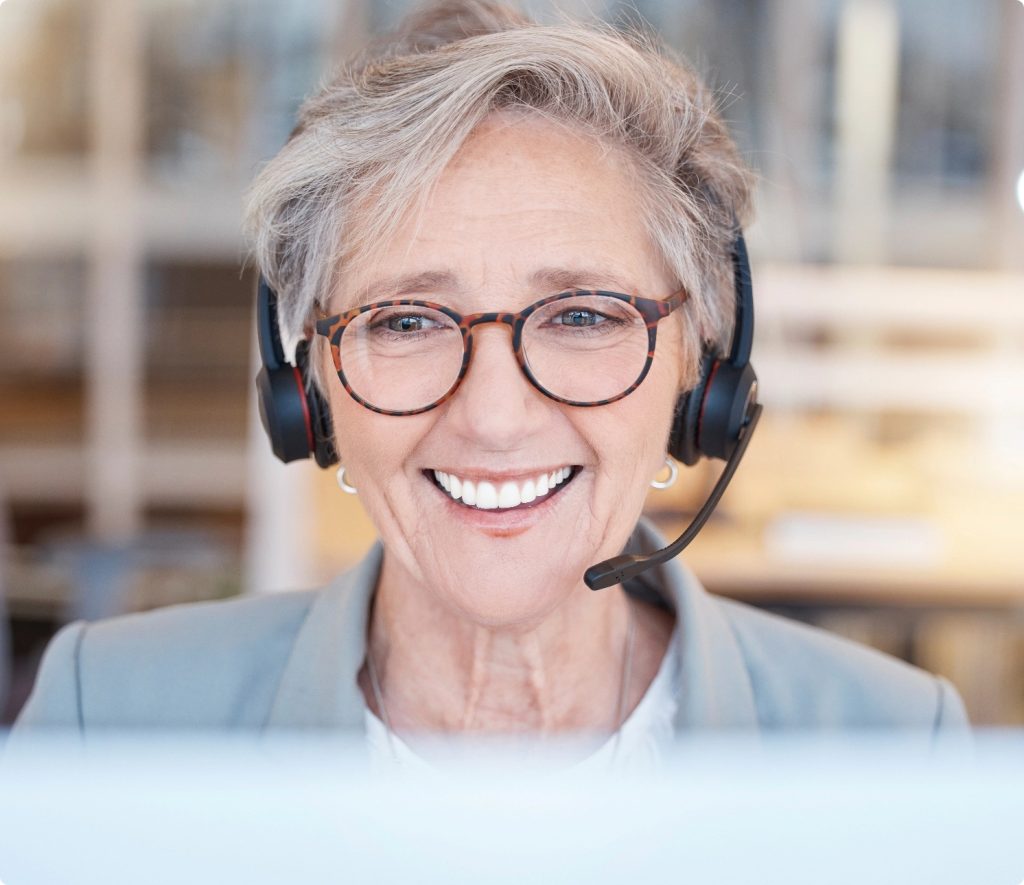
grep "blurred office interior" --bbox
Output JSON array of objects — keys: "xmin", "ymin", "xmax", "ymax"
[{"xmin": 0, "ymin": 0, "xmax": 1021, "ymax": 726}]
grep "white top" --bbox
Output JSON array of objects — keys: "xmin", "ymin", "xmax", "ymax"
[{"xmin": 364, "ymin": 626, "xmax": 680, "ymax": 775}]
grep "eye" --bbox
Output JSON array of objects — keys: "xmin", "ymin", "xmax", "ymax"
[
  {"xmin": 388, "ymin": 314, "xmax": 430, "ymax": 333},
  {"xmin": 365, "ymin": 309, "xmax": 448, "ymax": 335},
  {"xmin": 528, "ymin": 295, "xmax": 638, "ymax": 340},
  {"xmin": 557, "ymin": 308, "xmax": 603, "ymax": 327}
]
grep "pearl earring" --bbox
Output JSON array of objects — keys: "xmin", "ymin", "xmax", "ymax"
[{"xmin": 650, "ymin": 456, "xmax": 678, "ymax": 490}]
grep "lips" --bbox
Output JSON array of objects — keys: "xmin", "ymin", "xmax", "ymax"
[{"xmin": 428, "ymin": 466, "xmax": 576, "ymax": 510}]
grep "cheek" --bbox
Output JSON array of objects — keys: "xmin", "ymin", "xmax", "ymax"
[
  {"xmin": 587, "ymin": 367, "xmax": 681, "ymax": 488},
  {"xmin": 324, "ymin": 380, "xmax": 419, "ymax": 489},
  {"xmin": 319, "ymin": 345, "xmax": 401, "ymax": 471},
  {"xmin": 630, "ymin": 348, "xmax": 684, "ymax": 452}
]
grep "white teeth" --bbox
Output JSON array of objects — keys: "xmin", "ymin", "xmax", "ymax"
[
  {"xmin": 497, "ymin": 482, "xmax": 520, "ymax": 508},
  {"xmin": 476, "ymin": 481, "xmax": 498, "ymax": 509},
  {"xmin": 432, "ymin": 467, "xmax": 575, "ymax": 510}
]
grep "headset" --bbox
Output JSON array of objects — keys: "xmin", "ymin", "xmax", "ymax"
[
  {"xmin": 255, "ymin": 229, "xmax": 761, "ymax": 589},
  {"xmin": 255, "ymin": 278, "xmax": 337, "ymax": 469}
]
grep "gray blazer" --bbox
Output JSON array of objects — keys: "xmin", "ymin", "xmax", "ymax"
[{"xmin": 9, "ymin": 520, "xmax": 969, "ymax": 743}]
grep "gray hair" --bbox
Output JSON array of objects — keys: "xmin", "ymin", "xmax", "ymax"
[{"xmin": 243, "ymin": 0, "xmax": 755, "ymax": 392}]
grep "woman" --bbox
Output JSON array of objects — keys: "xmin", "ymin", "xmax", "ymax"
[{"xmin": 11, "ymin": 0, "xmax": 967, "ymax": 766}]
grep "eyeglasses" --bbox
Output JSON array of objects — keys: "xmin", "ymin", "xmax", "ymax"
[{"xmin": 314, "ymin": 288, "xmax": 688, "ymax": 415}]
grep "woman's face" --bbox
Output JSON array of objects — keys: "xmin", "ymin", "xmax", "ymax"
[{"xmin": 323, "ymin": 114, "xmax": 686, "ymax": 626}]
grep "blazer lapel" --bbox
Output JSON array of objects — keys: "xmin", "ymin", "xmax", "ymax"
[
  {"xmin": 623, "ymin": 521, "xmax": 761, "ymax": 731},
  {"xmin": 262, "ymin": 543, "xmax": 382, "ymax": 733}
]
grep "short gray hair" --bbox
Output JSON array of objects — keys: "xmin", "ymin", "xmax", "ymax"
[{"xmin": 244, "ymin": 0, "xmax": 755, "ymax": 392}]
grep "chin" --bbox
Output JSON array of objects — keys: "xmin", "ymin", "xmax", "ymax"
[{"xmin": 378, "ymin": 465, "xmax": 638, "ymax": 625}]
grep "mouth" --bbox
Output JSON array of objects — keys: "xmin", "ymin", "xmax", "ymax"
[{"xmin": 424, "ymin": 466, "xmax": 580, "ymax": 513}]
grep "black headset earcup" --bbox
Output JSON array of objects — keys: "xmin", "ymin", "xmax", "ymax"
[
  {"xmin": 669, "ymin": 348, "xmax": 714, "ymax": 466},
  {"xmin": 668, "ymin": 347, "xmax": 758, "ymax": 465},
  {"xmin": 698, "ymin": 359, "xmax": 757, "ymax": 462},
  {"xmin": 256, "ymin": 362, "xmax": 316, "ymax": 464},
  {"xmin": 255, "ymin": 353, "xmax": 338, "ymax": 467},
  {"xmin": 294, "ymin": 339, "xmax": 338, "ymax": 469},
  {"xmin": 700, "ymin": 358, "xmax": 757, "ymax": 458},
  {"xmin": 255, "ymin": 274, "xmax": 338, "ymax": 468}
]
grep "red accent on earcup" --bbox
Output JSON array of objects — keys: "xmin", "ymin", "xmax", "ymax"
[
  {"xmin": 292, "ymin": 365, "xmax": 314, "ymax": 454},
  {"xmin": 696, "ymin": 357, "xmax": 721, "ymax": 441},
  {"xmin": 293, "ymin": 338, "xmax": 338, "ymax": 468}
]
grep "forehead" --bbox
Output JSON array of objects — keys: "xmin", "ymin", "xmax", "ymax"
[{"xmin": 336, "ymin": 114, "xmax": 671, "ymax": 309}]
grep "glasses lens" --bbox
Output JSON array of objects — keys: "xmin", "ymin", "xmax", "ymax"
[
  {"xmin": 522, "ymin": 294, "xmax": 651, "ymax": 403},
  {"xmin": 338, "ymin": 305, "xmax": 463, "ymax": 412}
]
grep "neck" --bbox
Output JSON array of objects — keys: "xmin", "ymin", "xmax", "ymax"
[{"xmin": 360, "ymin": 552, "xmax": 675, "ymax": 738}]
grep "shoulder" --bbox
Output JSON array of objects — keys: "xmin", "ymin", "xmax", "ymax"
[
  {"xmin": 621, "ymin": 518, "xmax": 969, "ymax": 734},
  {"xmin": 12, "ymin": 589, "xmax": 320, "ymax": 733},
  {"xmin": 713, "ymin": 595, "xmax": 968, "ymax": 730},
  {"xmin": 83, "ymin": 587, "xmax": 319, "ymax": 666}
]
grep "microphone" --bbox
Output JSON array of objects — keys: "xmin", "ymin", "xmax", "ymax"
[{"xmin": 583, "ymin": 403, "xmax": 762, "ymax": 591}]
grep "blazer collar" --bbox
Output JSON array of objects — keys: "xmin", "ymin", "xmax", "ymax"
[{"xmin": 263, "ymin": 519, "xmax": 759, "ymax": 734}]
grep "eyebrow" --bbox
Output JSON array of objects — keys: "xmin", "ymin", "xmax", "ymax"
[
  {"xmin": 347, "ymin": 270, "xmax": 459, "ymax": 306},
  {"xmin": 343, "ymin": 266, "xmax": 642, "ymax": 308},
  {"xmin": 528, "ymin": 266, "xmax": 641, "ymax": 295}
]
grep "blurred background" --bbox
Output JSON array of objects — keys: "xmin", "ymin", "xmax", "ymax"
[{"xmin": 0, "ymin": 0, "xmax": 1021, "ymax": 726}]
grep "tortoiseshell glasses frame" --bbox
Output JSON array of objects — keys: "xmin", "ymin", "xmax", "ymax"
[{"xmin": 313, "ymin": 287, "xmax": 689, "ymax": 416}]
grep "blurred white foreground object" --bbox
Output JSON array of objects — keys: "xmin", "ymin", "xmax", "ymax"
[{"xmin": 0, "ymin": 732, "xmax": 1021, "ymax": 885}]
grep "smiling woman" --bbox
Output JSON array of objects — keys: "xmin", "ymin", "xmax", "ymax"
[
  {"xmin": 10, "ymin": 0, "xmax": 968, "ymax": 766},
  {"xmin": 310, "ymin": 115, "xmax": 689, "ymax": 662}
]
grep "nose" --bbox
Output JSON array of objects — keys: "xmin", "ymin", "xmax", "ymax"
[{"xmin": 443, "ymin": 323, "xmax": 549, "ymax": 450}]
